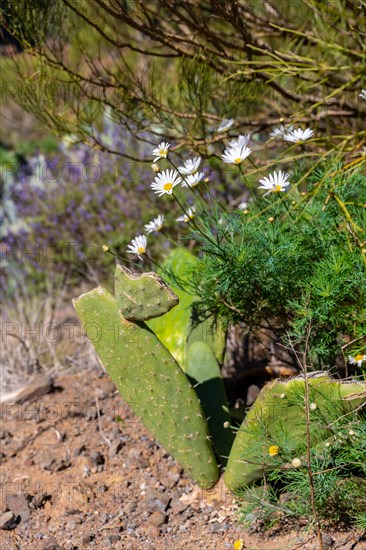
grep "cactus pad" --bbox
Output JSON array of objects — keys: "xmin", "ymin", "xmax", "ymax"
[
  {"xmin": 114, "ymin": 264, "xmax": 179, "ymax": 321},
  {"xmin": 224, "ymin": 374, "xmax": 366, "ymax": 491},
  {"xmin": 186, "ymin": 342, "xmax": 234, "ymax": 465},
  {"xmin": 74, "ymin": 286, "xmax": 219, "ymax": 489}
]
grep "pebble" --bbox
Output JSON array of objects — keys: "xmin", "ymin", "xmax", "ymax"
[
  {"xmin": 144, "ymin": 487, "xmax": 170, "ymax": 513},
  {"xmin": 42, "ymin": 457, "xmax": 71, "ymax": 472},
  {"xmin": 88, "ymin": 451, "xmax": 105, "ymax": 466},
  {"xmin": 82, "ymin": 533, "xmax": 94, "ymax": 544},
  {"xmin": 85, "ymin": 405, "xmax": 101, "ymax": 421},
  {"xmin": 170, "ymin": 497, "xmax": 189, "ymax": 514},
  {"xmin": 321, "ymin": 533, "xmax": 334, "ymax": 549},
  {"xmin": 108, "ymin": 534, "xmax": 121, "ymax": 543},
  {"xmin": 0, "ymin": 511, "xmax": 19, "ymax": 530},
  {"xmin": 109, "ymin": 439, "xmax": 123, "ymax": 458},
  {"xmin": 74, "ymin": 444, "xmax": 87, "ymax": 456},
  {"xmin": 43, "ymin": 537, "xmax": 63, "ymax": 550},
  {"xmin": 148, "ymin": 511, "xmax": 166, "ymax": 527},
  {"xmin": 145, "ymin": 525, "xmax": 160, "ymax": 538},
  {"xmin": 0, "ymin": 429, "xmax": 13, "ymax": 440},
  {"xmin": 6, "ymin": 492, "xmax": 31, "ymax": 522}
]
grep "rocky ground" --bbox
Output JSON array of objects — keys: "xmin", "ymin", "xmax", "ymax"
[{"xmin": 0, "ymin": 365, "xmax": 365, "ymax": 550}]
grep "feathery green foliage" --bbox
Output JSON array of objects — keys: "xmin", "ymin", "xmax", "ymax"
[{"xmin": 190, "ymin": 162, "xmax": 366, "ymax": 366}]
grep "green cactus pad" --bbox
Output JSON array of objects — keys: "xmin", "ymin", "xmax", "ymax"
[
  {"xmin": 186, "ymin": 342, "xmax": 234, "ymax": 465},
  {"xmin": 74, "ymin": 286, "xmax": 219, "ymax": 489},
  {"xmin": 224, "ymin": 375, "xmax": 366, "ymax": 492},
  {"xmin": 147, "ymin": 248, "xmax": 196, "ymax": 366},
  {"xmin": 114, "ymin": 264, "xmax": 179, "ymax": 321},
  {"xmin": 147, "ymin": 248, "xmax": 226, "ymax": 368}
]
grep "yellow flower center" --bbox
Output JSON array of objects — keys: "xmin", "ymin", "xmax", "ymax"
[
  {"xmin": 268, "ymin": 445, "xmax": 279, "ymax": 456},
  {"xmin": 272, "ymin": 184, "xmax": 283, "ymax": 193},
  {"xmin": 355, "ymin": 354, "xmax": 364, "ymax": 361},
  {"xmin": 164, "ymin": 182, "xmax": 173, "ymax": 191},
  {"xmin": 234, "ymin": 158, "xmax": 242, "ymax": 164},
  {"xmin": 137, "ymin": 246, "xmax": 145, "ymax": 254},
  {"xmin": 160, "ymin": 149, "xmax": 167, "ymax": 156}
]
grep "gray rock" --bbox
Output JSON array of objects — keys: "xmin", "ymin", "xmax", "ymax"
[
  {"xmin": 43, "ymin": 456, "xmax": 71, "ymax": 472},
  {"xmin": 85, "ymin": 405, "xmax": 101, "ymax": 421},
  {"xmin": 43, "ymin": 537, "xmax": 63, "ymax": 550},
  {"xmin": 88, "ymin": 451, "xmax": 105, "ymax": 466},
  {"xmin": 6, "ymin": 492, "xmax": 30, "ymax": 522},
  {"xmin": 144, "ymin": 487, "xmax": 170, "ymax": 513},
  {"xmin": 0, "ymin": 511, "xmax": 19, "ymax": 530},
  {"xmin": 109, "ymin": 439, "xmax": 123, "ymax": 458},
  {"xmin": 170, "ymin": 498, "xmax": 189, "ymax": 515}
]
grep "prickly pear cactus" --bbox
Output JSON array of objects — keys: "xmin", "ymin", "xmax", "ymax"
[
  {"xmin": 224, "ymin": 374, "xmax": 366, "ymax": 491},
  {"xmin": 74, "ymin": 286, "xmax": 219, "ymax": 489},
  {"xmin": 147, "ymin": 248, "xmax": 226, "ymax": 368},
  {"xmin": 186, "ymin": 342, "xmax": 234, "ymax": 465},
  {"xmin": 147, "ymin": 248, "xmax": 196, "ymax": 366},
  {"xmin": 115, "ymin": 264, "xmax": 178, "ymax": 321}
]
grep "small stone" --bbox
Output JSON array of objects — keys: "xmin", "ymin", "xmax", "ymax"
[
  {"xmin": 6, "ymin": 493, "xmax": 30, "ymax": 522},
  {"xmin": 109, "ymin": 439, "xmax": 123, "ymax": 458},
  {"xmin": 82, "ymin": 533, "xmax": 94, "ymax": 544},
  {"xmin": 108, "ymin": 534, "xmax": 121, "ymax": 543},
  {"xmin": 0, "ymin": 429, "xmax": 13, "ymax": 440},
  {"xmin": 148, "ymin": 511, "xmax": 166, "ymax": 527},
  {"xmin": 24, "ymin": 458, "xmax": 34, "ymax": 467},
  {"xmin": 43, "ymin": 537, "xmax": 63, "ymax": 550},
  {"xmin": 170, "ymin": 498, "xmax": 189, "ymax": 514},
  {"xmin": 43, "ymin": 457, "xmax": 71, "ymax": 472},
  {"xmin": 0, "ymin": 511, "xmax": 19, "ymax": 530},
  {"xmin": 321, "ymin": 533, "xmax": 334, "ymax": 549},
  {"xmin": 88, "ymin": 451, "xmax": 105, "ymax": 466},
  {"xmin": 145, "ymin": 487, "xmax": 170, "ymax": 513},
  {"xmin": 74, "ymin": 445, "xmax": 86, "ymax": 457},
  {"xmin": 85, "ymin": 405, "xmax": 100, "ymax": 421},
  {"xmin": 146, "ymin": 525, "xmax": 160, "ymax": 538},
  {"xmin": 210, "ymin": 521, "xmax": 222, "ymax": 533}
]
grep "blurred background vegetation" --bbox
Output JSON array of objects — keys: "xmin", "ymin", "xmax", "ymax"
[{"xmin": 0, "ymin": 0, "xmax": 365, "ymax": 381}]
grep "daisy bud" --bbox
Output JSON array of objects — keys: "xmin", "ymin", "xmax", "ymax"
[{"xmin": 291, "ymin": 458, "xmax": 302, "ymax": 468}]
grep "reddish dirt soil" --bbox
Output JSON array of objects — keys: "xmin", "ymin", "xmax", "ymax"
[{"xmin": 0, "ymin": 366, "xmax": 365, "ymax": 550}]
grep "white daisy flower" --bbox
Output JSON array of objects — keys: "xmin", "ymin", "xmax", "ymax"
[
  {"xmin": 229, "ymin": 134, "xmax": 251, "ymax": 148},
  {"xmin": 269, "ymin": 124, "xmax": 294, "ymax": 139},
  {"xmin": 216, "ymin": 118, "xmax": 234, "ymax": 132},
  {"xmin": 152, "ymin": 141, "xmax": 170, "ymax": 162},
  {"xmin": 176, "ymin": 206, "xmax": 196, "ymax": 223},
  {"xmin": 348, "ymin": 354, "xmax": 366, "ymax": 367},
  {"xmin": 144, "ymin": 215, "xmax": 165, "ymax": 234},
  {"xmin": 258, "ymin": 170, "xmax": 290, "ymax": 193},
  {"xmin": 178, "ymin": 157, "xmax": 202, "ymax": 175},
  {"xmin": 181, "ymin": 171, "xmax": 205, "ymax": 188},
  {"xmin": 222, "ymin": 144, "xmax": 251, "ymax": 165},
  {"xmin": 283, "ymin": 128, "xmax": 314, "ymax": 143},
  {"xmin": 127, "ymin": 235, "xmax": 147, "ymax": 259},
  {"xmin": 359, "ymin": 90, "xmax": 366, "ymax": 100},
  {"xmin": 151, "ymin": 169, "xmax": 181, "ymax": 196}
]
